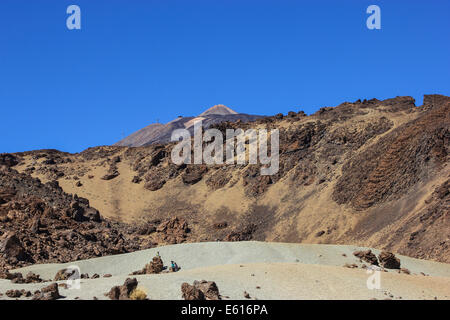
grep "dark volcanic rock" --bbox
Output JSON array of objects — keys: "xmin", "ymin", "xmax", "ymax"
[
  {"xmin": 84, "ymin": 207, "xmax": 101, "ymax": 222},
  {"xmin": 353, "ymin": 250, "xmax": 379, "ymax": 266},
  {"xmin": 333, "ymin": 102, "xmax": 449, "ymax": 210},
  {"xmin": 101, "ymin": 162, "xmax": 120, "ymax": 180},
  {"xmin": 0, "ymin": 232, "xmax": 31, "ymax": 263},
  {"xmin": 181, "ymin": 280, "xmax": 220, "ymax": 300},
  {"xmin": 143, "ymin": 256, "xmax": 164, "ymax": 274},
  {"xmin": 144, "ymin": 174, "xmax": 166, "ymax": 191},
  {"xmin": 0, "ymin": 167, "xmax": 146, "ymax": 270},
  {"xmin": 132, "ymin": 255, "xmax": 164, "ymax": 275},
  {"xmin": 115, "ymin": 106, "xmax": 262, "ymax": 147},
  {"xmin": 213, "ymin": 222, "xmax": 228, "ymax": 230},
  {"xmin": 0, "ymin": 271, "xmax": 44, "ymax": 284},
  {"xmin": 181, "ymin": 283, "xmax": 205, "ymax": 300},
  {"xmin": 0, "ymin": 188, "xmax": 16, "ymax": 205},
  {"xmin": 155, "ymin": 217, "xmax": 190, "ymax": 244},
  {"xmin": 106, "ymin": 286, "xmax": 121, "ymax": 300},
  {"xmin": 33, "ymin": 283, "xmax": 61, "ymax": 300},
  {"xmin": 106, "ymin": 278, "xmax": 138, "ymax": 300},
  {"xmin": 224, "ymin": 224, "xmax": 257, "ymax": 242},
  {"xmin": 54, "ymin": 268, "xmax": 76, "ymax": 281},
  {"xmin": 24, "ymin": 272, "xmax": 44, "ymax": 283},
  {"xmin": 6, "ymin": 289, "xmax": 23, "ymax": 298},
  {"xmin": 101, "ymin": 172, "xmax": 119, "ymax": 180},
  {"xmin": 206, "ymin": 169, "xmax": 232, "ymax": 190},
  {"xmin": 1, "ymin": 94, "xmax": 449, "ymax": 268},
  {"xmin": 182, "ymin": 165, "xmax": 208, "ymax": 185},
  {"xmin": 131, "ymin": 176, "xmax": 141, "ymax": 184},
  {"xmin": 378, "ymin": 251, "xmax": 401, "ymax": 269}
]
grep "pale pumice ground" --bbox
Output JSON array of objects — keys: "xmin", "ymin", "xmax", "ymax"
[{"xmin": 1, "ymin": 241, "xmax": 450, "ymax": 300}]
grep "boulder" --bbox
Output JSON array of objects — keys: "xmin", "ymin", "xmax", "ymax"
[
  {"xmin": 6, "ymin": 289, "xmax": 22, "ymax": 298},
  {"xmin": 353, "ymin": 250, "xmax": 379, "ymax": 266},
  {"xmin": 378, "ymin": 251, "xmax": 401, "ymax": 269},
  {"xmin": 25, "ymin": 272, "xmax": 44, "ymax": 283},
  {"xmin": 181, "ymin": 280, "xmax": 220, "ymax": 300},
  {"xmin": 101, "ymin": 172, "xmax": 119, "ymax": 180},
  {"xmin": 181, "ymin": 283, "xmax": 205, "ymax": 300},
  {"xmin": 106, "ymin": 278, "xmax": 138, "ymax": 300},
  {"xmin": 84, "ymin": 207, "xmax": 101, "ymax": 222},
  {"xmin": 155, "ymin": 217, "xmax": 190, "ymax": 244},
  {"xmin": 213, "ymin": 222, "xmax": 228, "ymax": 230},
  {"xmin": 33, "ymin": 283, "xmax": 61, "ymax": 300},
  {"xmin": 0, "ymin": 232, "xmax": 30, "ymax": 262},
  {"xmin": 111, "ymin": 156, "xmax": 121, "ymax": 163},
  {"xmin": 131, "ymin": 176, "xmax": 141, "ymax": 184},
  {"xmin": 0, "ymin": 188, "xmax": 16, "ymax": 205}
]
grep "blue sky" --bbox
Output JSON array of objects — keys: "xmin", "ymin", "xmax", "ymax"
[{"xmin": 0, "ymin": 0, "xmax": 449, "ymax": 153}]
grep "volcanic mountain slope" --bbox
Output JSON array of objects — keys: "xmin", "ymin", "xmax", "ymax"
[
  {"xmin": 114, "ymin": 104, "xmax": 261, "ymax": 147},
  {"xmin": 0, "ymin": 166, "xmax": 192, "ymax": 271},
  {"xmin": 2, "ymin": 94, "xmax": 449, "ymax": 266}
]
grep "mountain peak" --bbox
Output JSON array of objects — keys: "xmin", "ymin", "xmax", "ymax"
[
  {"xmin": 115, "ymin": 104, "xmax": 261, "ymax": 147},
  {"xmin": 198, "ymin": 104, "xmax": 238, "ymax": 116}
]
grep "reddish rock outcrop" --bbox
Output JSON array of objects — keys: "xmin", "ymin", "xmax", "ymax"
[
  {"xmin": 154, "ymin": 217, "xmax": 190, "ymax": 244},
  {"xmin": 132, "ymin": 255, "xmax": 164, "ymax": 275},
  {"xmin": 0, "ymin": 167, "xmax": 149, "ymax": 271},
  {"xmin": 33, "ymin": 283, "xmax": 61, "ymax": 300},
  {"xmin": 181, "ymin": 280, "xmax": 220, "ymax": 300},
  {"xmin": 0, "ymin": 232, "xmax": 31, "ymax": 264},
  {"xmin": 0, "ymin": 154, "xmax": 18, "ymax": 167},
  {"xmin": 182, "ymin": 165, "xmax": 208, "ymax": 185},
  {"xmin": 6, "ymin": 289, "xmax": 23, "ymax": 298},
  {"xmin": 101, "ymin": 162, "xmax": 120, "ymax": 180},
  {"xmin": 1, "ymin": 94, "xmax": 449, "ymax": 267},
  {"xmin": 353, "ymin": 250, "xmax": 379, "ymax": 266},
  {"xmin": 0, "ymin": 271, "xmax": 44, "ymax": 284}
]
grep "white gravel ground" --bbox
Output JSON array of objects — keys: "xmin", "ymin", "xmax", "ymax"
[{"xmin": 1, "ymin": 241, "xmax": 449, "ymax": 300}]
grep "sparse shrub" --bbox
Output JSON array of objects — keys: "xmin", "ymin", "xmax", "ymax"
[{"xmin": 129, "ymin": 287, "xmax": 148, "ymax": 300}]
